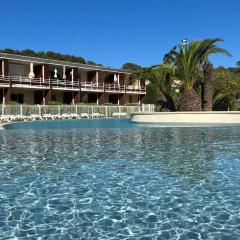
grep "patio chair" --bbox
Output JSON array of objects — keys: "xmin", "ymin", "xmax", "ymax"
[
  {"xmin": 0, "ymin": 115, "xmax": 16, "ymax": 122},
  {"xmin": 69, "ymin": 113, "xmax": 80, "ymax": 119},
  {"xmin": 91, "ymin": 113, "xmax": 100, "ymax": 118},
  {"xmin": 29, "ymin": 114, "xmax": 42, "ymax": 121},
  {"xmin": 112, "ymin": 112, "xmax": 127, "ymax": 118},
  {"xmin": 42, "ymin": 114, "xmax": 55, "ymax": 120},
  {"xmin": 80, "ymin": 113, "xmax": 89, "ymax": 118}
]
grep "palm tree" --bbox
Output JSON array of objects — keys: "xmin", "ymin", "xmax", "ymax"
[
  {"xmin": 203, "ymin": 61, "xmax": 213, "ymax": 110},
  {"xmin": 164, "ymin": 38, "xmax": 231, "ymax": 111}
]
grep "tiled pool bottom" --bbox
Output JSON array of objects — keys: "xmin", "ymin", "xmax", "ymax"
[{"xmin": 1, "ymin": 122, "xmax": 240, "ymax": 239}]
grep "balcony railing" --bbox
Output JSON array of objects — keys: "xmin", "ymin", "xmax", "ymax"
[{"xmin": 0, "ymin": 75, "xmax": 146, "ymax": 94}]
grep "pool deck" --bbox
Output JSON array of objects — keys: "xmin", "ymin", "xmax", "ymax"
[{"xmin": 130, "ymin": 111, "xmax": 240, "ymax": 125}]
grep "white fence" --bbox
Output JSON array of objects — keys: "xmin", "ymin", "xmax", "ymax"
[{"xmin": 0, "ymin": 104, "xmax": 155, "ymax": 118}]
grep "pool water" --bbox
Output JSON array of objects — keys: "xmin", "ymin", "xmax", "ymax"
[{"xmin": 1, "ymin": 119, "xmax": 240, "ymax": 239}]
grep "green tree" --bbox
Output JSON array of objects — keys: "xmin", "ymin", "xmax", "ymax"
[
  {"xmin": 213, "ymin": 67, "xmax": 240, "ymax": 110},
  {"xmin": 164, "ymin": 38, "xmax": 231, "ymax": 111},
  {"xmin": 0, "ymin": 48, "xmax": 87, "ymax": 64},
  {"xmin": 122, "ymin": 62, "xmax": 142, "ymax": 71}
]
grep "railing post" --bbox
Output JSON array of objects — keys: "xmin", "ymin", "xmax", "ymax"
[
  {"xmin": 38, "ymin": 105, "xmax": 41, "ymax": 116},
  {"xmin": 118, "ymin": 105, "xmax": 121, "ymax": 118},
  {"xmin": 105, "ymin": 106, "xmax": 108, "ymax": 118},
  {"xmin": 20, "ymin": 105, "xmax": 23, "ymax": 116}
]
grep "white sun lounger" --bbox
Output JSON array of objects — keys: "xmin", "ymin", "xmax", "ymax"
[
  {"xmin": 42, "ymin": 114, "xmax": 55, "ymax": 120},
  {"xmin": 0, "ymin": 115, "xmax": 16, "ymax": 122},
  {"xmin": 80, "ymin": 113, "xmax": 89, "ymax": 118},
  {"xmin": 61, "ymin": 114, "xmax": 71, "ymax": 119},
  {"xmin": 69, "ymin": 113, "xmax": 80, "ymax": 119},
  {"xmin": 91, "ymin": 113, "xmax": 100, "ymax": 118},
  {"xmin": 112, "ymin": 112, "xmax": 127, "ymax": 118},
  {"xmin": 51, "ymin": 114, "xmax": 62, "ymax": 120},
  {"xmin": 15, "ymin": 115, "xmax": 29, "ymax": 121},
  {"xmin": 29, "ymin": 114, "xmax": 42, "ymax": 121},
  {"xmin": 0, "ymin": 115, "xmax": 29, "ymax": 122}
]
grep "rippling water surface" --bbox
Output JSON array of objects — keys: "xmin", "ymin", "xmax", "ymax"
[{"xmin": 1, "ymin": 119, "xmax": 240, "ymax": 239}]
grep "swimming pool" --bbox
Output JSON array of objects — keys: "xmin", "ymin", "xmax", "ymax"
[{"xmin": 1, "ymin": 119, "xmax": 240, "ymax": 239}]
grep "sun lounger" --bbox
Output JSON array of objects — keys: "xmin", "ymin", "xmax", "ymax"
[
  {"xmin": 112, "ymin": 112, "xmax": 127, "ymax": 118},
  {"xmin": 0, "ymin": 115, "xmax": 29, "ymax": 122},
  {"xmin": 91, "ymin": 113, "xmax": 100, "ymax": 118},
  {"xmin": 80, "ymin": 113, "xmax": 89, "ymax": 118},
  {"xmin": 0, "ymin": 115, "xmax": 16, "ymax": 122},
  {"xmin": 61, "ymin": 114, "xmax": 71, "ymax": 119},
  {"xmin": 69, "ymin": 113, "xmax": 80, "ymax": 119},
  {"xmin": 42, "ymin": 114, "xmax": 55, "ymax": 120},
  {"xmin": 51, "ymin": 114, "xmax": 62, "ymax": 120},
  {"xmin": 29, "ymin": 114, "xmax": 42, "ymax": 121},
  {"xmin": 15, "ymin": 115, "xmax": 29, "ymax": 121}
]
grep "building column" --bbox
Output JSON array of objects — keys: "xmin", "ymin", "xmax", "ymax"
[
  {"xmin": 3, "ymin": 88, "xmax": 11, "ymax": 105},
  {"xmin": 43, "ymin": 89, "xmax": 52, "ymax": 105},
  {"xmin": 71, "ymin": 69, "xmax": 74, "ymax": 84},
  {"xmin": 63, "ymin": 66, "xmax": 66, "ymax": 80},
  {"xmin": 1, "ymin": 60, "xmax": 4, "ymax": 77},
  {"xmin": 98, "ymin": 93, "xmax": 105, "ymax": 105},
  {"xmin": 117, "ymin": 74, "xmax": 120, "ymax": 85},
  {"xmin": 119, "ymin": 94, "xmax": 127, "ymax": 105},
  {"xmin": 42, "ymin": 64, "xmax": 49, "ymax": 85},
  {"xmin": 42, "ymin": 65, "xmax": 45, "ymax": 82},
  {"xmin": 96, "ymin": 71, "xmax": 99, "ymax": 86},
  {"xmin": 1, "ymin": 59, "xmax": 9, "ymax": 77},
  {"xmin": 72, "ymin": 91, "xmax": 81, "ymax": 104}
]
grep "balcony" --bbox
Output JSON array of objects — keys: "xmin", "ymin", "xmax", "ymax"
[{"xmin": 0, "ymin": 75, "xmax": 146, "ymax": 94}]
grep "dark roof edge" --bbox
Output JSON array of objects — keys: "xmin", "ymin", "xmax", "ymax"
[{"xmin": 0, "ymin": 53, "xmax": 131, "ymax": 74}]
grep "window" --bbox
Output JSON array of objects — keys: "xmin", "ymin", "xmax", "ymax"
[{"xmin": 11, "ymin": 94, "xmax": 24, "ymax": 104}]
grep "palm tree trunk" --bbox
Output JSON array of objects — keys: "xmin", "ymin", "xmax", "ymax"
[
  {"xmin": 203, "ymin": 62, "xmax": 213, "ymax": 111},
  {"xmin": 179, "ymin": 88, "xmax": 201, "ymax": 111}
]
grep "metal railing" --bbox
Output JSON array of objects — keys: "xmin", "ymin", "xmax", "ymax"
[
  {"xmin": 0, "ymin": 104, "xmax": 155, "ymax": 118},
  {"xmin": 0, "ymin": 75, "xmax": 146, "ymax": 93}
]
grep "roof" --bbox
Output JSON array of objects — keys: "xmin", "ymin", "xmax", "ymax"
[{"xmin": 0, "ymin": 53, "xmax": 131, "ymax": 74}]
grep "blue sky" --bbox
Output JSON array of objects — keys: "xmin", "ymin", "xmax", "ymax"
[{"xmin": 1, "ymin": 0, "xmax": 239, "ymax": 68}]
